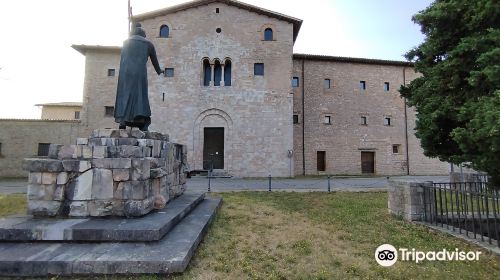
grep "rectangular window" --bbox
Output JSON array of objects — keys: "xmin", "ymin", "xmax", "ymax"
[
  {"xmin": 317, "ymin": 151, "xmax": 326, "ymax": 172},
  {"xmin": 324, "ymin": 79, "xmax": 331, "ymax": 89},
  {"xmin": 104, "ymin": 106, "xmax": 114, "ymax": 117},
  {"xmin": 384, "ymin": 82, "xmax": 390, "ymax": 92},
  {"xmin": 107, "ymin": 69, "xmax": 115, "ymax": 77},
  {"xmin": 0, "ymin": 143, "xmax": 2, "ymax": 156},
  {"xmin": 254, "ymin": 63, "xmax": 264, "ymax": 76},
  {"xmin": 165, "ymin": 68, "xmax": 174, "ymax": 77},
  {"xmin": 292, "ymin": 77, "xmax": 299, "ymax": 87},
  {"xmin": 293, "ymin": 114, "xmax": 299, "ymax": 124},
  {"xmin": 384, "ymin": 116, "xmax": 392, "ymax": 126},
  {"xmin": 324, "ymin": 115, "xmax": 332, "ymax": 125},
  {"xmin": 393, "ymin": 144, "xmax": 401, "ymax": 154},
  {"xmin": 361, "ymin": 116, "xmax": 367, "ymax": 125},
  {"xmin": 37, "ymin": 143, "xmax": 50, "ymax": 157},
  {"xmin": 74, "ymin": 111, "xmax": 80, "ymax": 119},
  {"xmin": 359, "ymin": 81, "xmax": 366, "ymax": 90}
]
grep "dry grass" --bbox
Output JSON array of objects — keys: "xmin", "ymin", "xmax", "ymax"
[
  {"xmin": 0, "ymin": 194, "xmax": 26, "ymax": 216},
  {"xmin": 0, "ymin": 192, "xmax": 498, "ymax": 279}
]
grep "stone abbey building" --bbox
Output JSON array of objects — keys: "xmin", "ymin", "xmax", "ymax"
[{"xmin": 0, "ymin": 0, "xmax": 449, "ymax": 177}]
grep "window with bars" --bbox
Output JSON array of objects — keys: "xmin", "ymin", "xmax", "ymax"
[{"xmin": 38, "ymin": 143, "xmax": 50, "ymax": 157}]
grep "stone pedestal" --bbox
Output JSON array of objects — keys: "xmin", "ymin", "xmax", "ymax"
[
  {"xmin": 23, "ymin": 128, "xmax": 188, "ymax": 217},
  {"xmin": 388, "ymin": 179, "xmax": 434, "ymax": 221}
]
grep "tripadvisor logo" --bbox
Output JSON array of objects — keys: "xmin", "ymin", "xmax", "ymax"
[{"xmin": 375, "ymin": 244, "xmax": 482, "ymax": 267}]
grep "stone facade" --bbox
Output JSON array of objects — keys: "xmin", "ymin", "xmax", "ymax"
[
  {"xmin": 37, "ymin": 102, "xmax": 83, "ymax": 120},
  {"xmin": 0, "ymin": 0, "xmax": 450, "ymax": 178},
  {"xmin": 292, "ymin": 57, "xmax": 449, "ymax": 176},
  {"xmin": 23, "ymin": 128, "xmax": 187, "ymax": 217}
]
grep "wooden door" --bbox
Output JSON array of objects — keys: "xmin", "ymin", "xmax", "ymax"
[
  {"xmin": 361, "ymin": 152, "xmax": 375, "ymax": 174},
  {"xmin": 203, "ymin": 128, "xmax": 224, "ymax": 170},
  {"xmin": 317, "ymin": 151, "xmax": 326, "ymax": 172}
]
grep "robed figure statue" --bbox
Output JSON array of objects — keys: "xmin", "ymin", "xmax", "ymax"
[{"xmin": 114, "ymin": 23, "xmax": 164, "ymax": 131}]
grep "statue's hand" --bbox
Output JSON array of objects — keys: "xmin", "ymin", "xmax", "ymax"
[{"xmin": 158, "ymin": 69, "xmax": 165, "ymax": 76}]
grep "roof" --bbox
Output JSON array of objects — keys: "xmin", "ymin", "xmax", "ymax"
[
  {"xmin": 72, "ymin": 45, "xmax": 121, "ymax": 55},
  {"xmin": 132, "ymin": 0, "xmax": 303, "ymax": 42},
  {"xmin": 35, "ymin": 102, "xmax": 83, "ymax": 107},
  {"xmin": 293, "ymin": 54, "xmax": 414, "ymax": 67},
  {"xmin": 0, "ymin": 118, "xmax": 81, "ymax": 123}
]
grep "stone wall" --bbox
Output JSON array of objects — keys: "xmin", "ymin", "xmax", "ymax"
[
  {"xmin": 23, "ymin": 129, "xmax": 187, "ymax": 217},
  {"xmin": 41, "ymin": 106, "xmax": 82, "ymax": 120},
  {"xmin": 292, "ymin": 59, "xmax": 449, "ymax": 176},
  {"xmin": 0, "ymin": 119, "xmax": 82, "ymax": 177},
  {"xmin": 388, "ymin": 179, "xmax": 433, "ymax": 221}
]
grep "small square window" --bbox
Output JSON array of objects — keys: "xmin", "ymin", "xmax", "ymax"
[
  {"xmin": 38, "ymin": 143, "xmax": 50, "ymax": 157},
  {"xmin": 359, "ymin": 81, "xmax": 366, "ymax": 90},
  {"xmin": 384, "ymin": 82, "xmax": 390, "ymax": 92},
  {"xmin": 254, "ymin": 63, "xmax": 264, "ymax": 76},
  {"xmin": 293, "ymin": 114, "xmax": 299, "ymax": 124},
  {"xmin": 361, "ymin": 116, "xmax": 367, "ymax": 125},
  {"xmin": 393, "ymin": 144, "xmax": 401, "ymax": 154},
  {"xmin": 105, "ymin": 106, "xmax": 114, "ymax": 117},
  {"xmin": 74, "ymin": 111, "xmax": 80, "ymax": 119},
  {"xmin": 108, "ymin": 69, "xmax": 115, "ymax": 77},
  {"xmin": 384, "ymin": 117, "xmax": 392, "ymax": 126},
  {"xmin": 324, "ymin": 115, "xmax": 332, "ymax": 125},
  {"xmin": 165, "ymin": 68, "xmax": 174, "ymax": 77},
  {"xmin": 292, "ymin": 77, "xmax": 299, "ymax": 87},
  {"xmin": 324, "ymin": 79, "xmax": 331, "ymax": 89}
]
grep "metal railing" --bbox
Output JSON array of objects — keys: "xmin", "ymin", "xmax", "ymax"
[{"xmin": 423, "ymin": 181, "xmax": 500, "ymax": 247}]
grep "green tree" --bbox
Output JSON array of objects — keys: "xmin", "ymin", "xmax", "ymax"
[{"xmin": 400, "ymin": 0, "xmax": 500, "ymax": 185}]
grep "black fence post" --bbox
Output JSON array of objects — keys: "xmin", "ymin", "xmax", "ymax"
[
  {"xmin": 327, "ymin": 176, "xmax": 331, "ymax": 192},
  {"xmin": 208, "ymin": 171, "xmax": 211, "ymax": 192},
  {"xmin": 268, "ymin": 174, "xmax": 272, "ymax": 192}
]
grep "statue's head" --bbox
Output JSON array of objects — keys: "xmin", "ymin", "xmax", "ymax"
[{"xmin": 131, "ymin": 22, "xmax": 146, "ymax": 38}]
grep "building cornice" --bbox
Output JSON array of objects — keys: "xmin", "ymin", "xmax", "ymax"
[{"xmin": 293, "ymin": 54, "xmax": 414, "ymax": 67}]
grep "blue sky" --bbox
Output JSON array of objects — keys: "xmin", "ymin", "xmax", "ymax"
[{"xmin": 0, "ymin": 0, "xmax": 433, "ymax": 118}]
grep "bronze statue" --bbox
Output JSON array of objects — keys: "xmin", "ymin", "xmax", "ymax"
[{"xmin": 114, "ymin": 23, "xmax": 164, "ymax": 131}]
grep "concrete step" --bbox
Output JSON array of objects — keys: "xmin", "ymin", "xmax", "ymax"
[
  {"xmin": 0, "ymin": 192, "xmax": 205, "ymax": 242},
  {"xmin": 0, "ymin": 196, "xmax": 222, "ymax": 276}
]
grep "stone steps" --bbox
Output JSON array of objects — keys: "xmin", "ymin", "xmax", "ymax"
[
  {"xmin": 0, "ymin": 196, "xmax": 222, "ymax": 276},
  {"xmin": 0, "ymin": 192, "xmax": 205, "ymax": 242}
]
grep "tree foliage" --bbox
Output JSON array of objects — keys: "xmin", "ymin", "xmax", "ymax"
[{"xmin": 400, "ymin": 0, "xmax": 500, "ymax": 184}]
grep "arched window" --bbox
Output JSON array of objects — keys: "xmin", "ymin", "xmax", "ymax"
[
  {"xmin": 264, "ymin": 28, "xmax": 273, "ymax": 41},
  {"xmin": 224, "ymin": 60, "xmax": 232, "ymax": 86},
  {"xmin": 214, "ymin": 60, "xmax": 222, "ymax": 86},
  {"xmin": 203, "ymin": 59, "xmax": 211, "ymax": 86},
  {"xmin": 159, "ymin": 25, "xmax": 170, "ymax": 38}
]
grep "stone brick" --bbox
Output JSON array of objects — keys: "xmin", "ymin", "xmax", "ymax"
[
  {"xmin": 130, "ymin": 129, "xmax": 145, "ymax": 139},
  {"xmin": 88, "ymin": 200, "xmax": 113, "ymax": 216},
  {"xmin": 48, "ymin": 144, "xmax": 64, "ymax": 159},
  {"xmin": 92, "ymin": 169, "xmax": 114, "ymax": 200},
  {"xmin": 150, "ymin": 168, "xmax": 167, "ymax": 179},
  {"xmin": 118, "ymin": 180, "xmax": 150, "ymax": 200},
  {"xmin": 108, "ymin": 145, "xmax": 142, "ymax": 158},
  {"xmin": 56, "ymin": 172, "xmax": 69, "ymax": 184},
  {"xmin": 28, "ymin": 172, "xmax": 42, "ymax": 184},
  {"xmin": 28, "ymin": 200, "xmax": 62, "ymax": 217},
  {"xmin": 76, "ymin": 138, "xmax": 89, "ymax": 145},
  {"xmin": 57, "ymin": 145, "xmax": 77, "ymax": 159},
  {"xmin": 137, "ymin": 139, "xmax": 154, "ymax": 147},
  {"xmin": 27, "ymin": 184, "xmax": 44, "ymax": 200},
  {"xmin": 123, "ymin": 197, "xmax": 154, "ymax": 217},
  {"xmin": 67, "ymin": 169, "xmax": 93, "ymax": 200},
  {"xmin": 112, "ymin": 169, "xmax": 130, "ymax": 181},
  {"xmin": 23, "ymin": 159, "xmax": 64, "ymax": 172},
  {"xmin": 53, "ymin": 184, "xmax": 65, "ymax": 201},
  {"xmin": 116, "ymin": 138, "xmax": 139, "ymax": 146},
  {"xmin": 92, "ymin": 158, "xmax": 131, "ymax": 169},
  {"xmin": 41, "ymin": 172, "xmax": 58, "ymax": 184},
  {"xmin": 69, "ymin": 201, "xmax": 89, "ymax": 217},
  {"xmin": 92, "ymin": 146, "xmax": 108, "ymax": 158},
  {"xmin": 62, "ymin": 160, "xmax": 91, "ymax": 172},
  {"xmin": 131, "ymin": 159, "xmax": 150, "ymax": 181}
]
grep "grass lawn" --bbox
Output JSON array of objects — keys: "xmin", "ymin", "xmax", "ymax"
[{"xmin": 0, "ymin": 192, "xmax": 498, "ymax": 279}]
